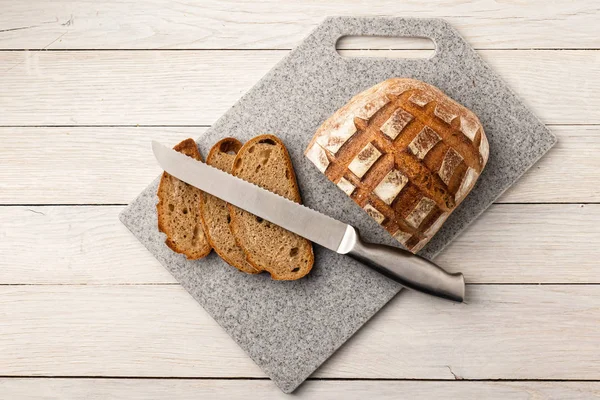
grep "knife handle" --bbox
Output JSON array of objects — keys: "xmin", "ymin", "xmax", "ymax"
[{"xmin": 339, "ymin": 226, "xmax": 465, "ymax": 302}]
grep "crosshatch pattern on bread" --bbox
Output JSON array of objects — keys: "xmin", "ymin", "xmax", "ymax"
[{"xmin": 305, "ymin": 78, "xmax": 489, "ymax": 253}]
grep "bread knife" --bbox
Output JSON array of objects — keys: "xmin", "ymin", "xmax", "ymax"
[{"xmin": 152, "ymin": 141, "xmax": 465, "ymax": 302}]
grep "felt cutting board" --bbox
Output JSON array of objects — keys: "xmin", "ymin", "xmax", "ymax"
[{"xmin": 120, "ymin": 17, "xmax": 556, "ymax": 393}]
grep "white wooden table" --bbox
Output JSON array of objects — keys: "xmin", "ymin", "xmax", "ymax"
[{"xmin": 1, "ymin": 1, "xmax": 599, "ymax": 398}]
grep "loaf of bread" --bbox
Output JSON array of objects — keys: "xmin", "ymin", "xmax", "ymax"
[
  {"xmin": 199, "ymin": 138, "xmax": 258, "ymax": 274},
  {"xmin": 229, "ymin": 135, "xmax": 314, "ymax": 280},
  {"xmin": 305, "ymin": 78, "xmax": 489, "ymax": 253},
  {"xmin": 157, "ymin": 139, "xmax": 212, "ymax": 259}
]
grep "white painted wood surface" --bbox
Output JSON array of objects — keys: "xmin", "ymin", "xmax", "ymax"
[
  {"xmin": 1, "ymin": 126, "xmax": 598, "ymax": 204},
  {"xmin": 1, "ymin": 1, "xmax": 599, "ymax": 398},
  {"xmin": 1, "ymin": 204, "xmax": 599, "ymax": 284},
  {"xmin": 0, "ymin": 50, "xmax": 598, "ymax": 125},
  {"xmin": 0, "ymin": 0, "xmax": 598, "ymax": 49},
  {"xmin": 1, "ymin": 379, "xmax": 600, "ymax": 400},
  {"xmin": 2, "ymin": 285, "xmax": 600, "ymax": 380}
]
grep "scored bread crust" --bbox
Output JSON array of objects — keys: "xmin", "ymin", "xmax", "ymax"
[
  {"xmin": 157, "ymin": 138, "xmax": 212, "ymax": 259},
  {"xmin": 305, "ymin": 78, "xmax": 489, "ymax": 253},
  {"xmin": 199, "ymin": 138, "xmax": 259, "ymax": 274},
  {"xmin": 228, "ymin": 134, "xmax": 314, "ymax": 280}
]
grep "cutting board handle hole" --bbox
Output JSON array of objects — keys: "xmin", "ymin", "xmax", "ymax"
[{"xmin": 335, "ymin": 36, "xmax": 436, "ymax": 59}]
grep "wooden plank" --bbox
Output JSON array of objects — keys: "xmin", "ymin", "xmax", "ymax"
[
  {"xmin": 436, "ymin": 203, "xmax": 600, "ymax": 283},
  {"xmin": 1, "ymin": 285, "xmax": 600, "ymax": 379},
  {"xmin": 0, "ymin": 0, "xmax": 597, "ymax": 50},
  {"xmin": 0, "ymin": 206, "xmax": 176, "ymax": 284},
  {"xmin": 1, "ymin": 379, "xmax": 599, "ymax": 400},
  {"xmin": 500, "ymin": 126, "xmax": 600, "ymax": 203},
  {"xmin": 0, "ymin": 126, "xmax": 595, "ymax": 204},
  {"xmin": 0, "ymin": 127, "xmax": 205, "ymax": 204},
  {"xmin": 1, "ymin": 204, "xmax": 598, "ymax": 285},
  {"xmin": 0, "ymin": 50, "xmax": 597, "ymax": 126}
]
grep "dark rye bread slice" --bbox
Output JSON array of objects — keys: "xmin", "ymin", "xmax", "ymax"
[
  {"xmin": 157, "ymin": 138, "xmax": 211, "ymax": 260},
  {"xmin": 228, "ymin": 135, "xmax": 314, "ymax": 280},
  {"xmin": 199, "ymin": 138, "xmax": 258, "ymax": 274}
]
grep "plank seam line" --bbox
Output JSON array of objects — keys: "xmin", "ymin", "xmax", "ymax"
[
  {"xmin": 0, "ymin": 283, "xmax": 179, "ymax": 286},
  {"xmin": 0, "ymin": 204, "xmax": 128, "ymax": 206},
  {"xmin": 0, "ymin": 48, "xmax": 598, "ymax": 52},
  {"xmin": 2, "ymin": 283, "xmax": 600, "ymax": 287},
  {"xmin": 0, "ymin": 124, "xmax": 595, "ymax": 128},
  {"xmin": 1, "ymin": 376, "xmax": 600, "ymax": 382},
  {"xmin": 495, "ymin": 202, "xmax": 597, "ymax": 205},
  {"xmin": 0, "ymin": 125, "xmax": 212, "ymax": 128},
  {"xmin": 0, "ymin": 202, "xmax": 597, "ymax": 207}
]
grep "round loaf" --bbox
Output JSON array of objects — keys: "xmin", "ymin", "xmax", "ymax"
[{"xmin": 305, "ymin": 78, "xmax": 489, "ymax": 253}]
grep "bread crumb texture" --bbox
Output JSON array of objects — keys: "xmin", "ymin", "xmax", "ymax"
[
  {"xmin": 229, "ymin": 135, "xmax": 314, "ymax": 280},
  {"xmin": 157, "ymin": 139, "xmax": 211, "ymax": 260}
]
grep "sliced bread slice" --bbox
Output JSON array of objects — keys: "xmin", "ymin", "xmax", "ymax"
[
  {"xmin": 228, "ymin": 135, "xmax": 314, "ymax": 280},
  {"xmin": 199, "ymin": 138, "xmax": 258, "ymax": 274},
  {"xmin": 156, "ymin": 138, "xmax": 211, "ymax": 260}
]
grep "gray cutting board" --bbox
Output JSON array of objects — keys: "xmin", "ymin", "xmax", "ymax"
[{"xmin": 120, "ymin": 17, "xmax": 556, "ymax": 393}]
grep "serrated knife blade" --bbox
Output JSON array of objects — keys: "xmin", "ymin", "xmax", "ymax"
[
  {"xmin": 152, "ymin": 141, "xmax": 347, "ymax": 251},
  {"xmin": 152, "ymin": 141, "xmax": 465, "ymax": 302}
]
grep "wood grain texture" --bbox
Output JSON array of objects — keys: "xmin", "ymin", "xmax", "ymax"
[
  {"xmin": 1, "ymin": 379, "xmax": 599, "ymax": 400},
  {"xmin": 0, "ymin": 206, "xmax": 176, "ymax": 284},
  {"xmin": 2, "ymin": 285, "xmax": 600, "ymax": 379},
  {"xmin": 436, "ymin": 203, "xmax": 600, "ymax": 283},
  {"xmin": 1, "ymin": 1, "xmax": 598, "ymax": 393},
  {"xmin": 499, "ymin": 126, "xmax": 600, "ymax": 203},
  {"xmin": 0, "ymin": 0, "xmax": 597, "ymax": 50},
  {"xmin": 0, "ymin": 127, "xmax": 206, "ymax": 204},
  {"xmin": 2, "ymin": 204, "xmax": 598, "ymax": 284},
  {"xmin": 0, "ymin": 126, "xmax": 596, "ymax": 204},
  {"xmin": 0, "ymin": 50, "xmax": 597, "ymax": 126}
]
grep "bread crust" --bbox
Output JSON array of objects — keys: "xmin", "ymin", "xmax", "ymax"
[
  {"xmin": 199, "ymin": 138, "xmax": 259, "ymax": 274},
  {"xmin": 157, "ymin": 138, "xmax": 212, "ymax": 259},
  {"xmin": 228, "ymin": 134, "xmax": 314, "ymax": 280},
  {"xmin": 305, "ymin": 78, "xmax": 489, "ymax": 253}
]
